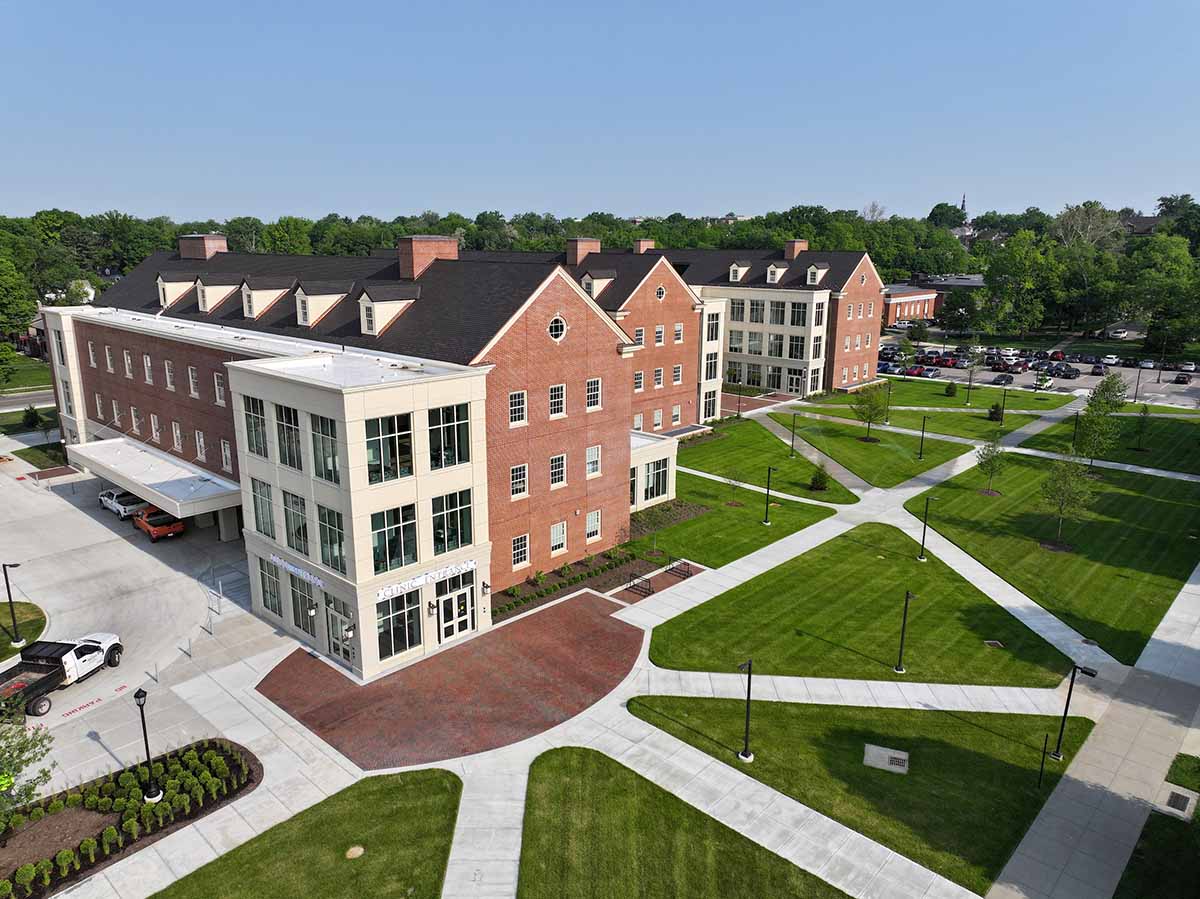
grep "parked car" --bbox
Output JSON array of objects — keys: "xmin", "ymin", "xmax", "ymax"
[
  {"xmin": 891, "ymin": 320, "xmax": 912, "ymax": 330},
  {"xmin": 1109, "ymin": 328, "xmax": 1129, "ymax": 339},
  {"xmin": 921, "ymin": 367, "xmax": 942, "ymax": 379},
  {"xmin": 1007, "ymin": 360, "xmax": 1030, "ymax": 374},
  {"xmin": 953, "ymin": 358, "xmax": 970, "ymax": 369},
  {"xmin": 1101, "ymin": 354, "xmax": 1120, "ymax": 365},
  {"xmin": 1059, "ymin": 366, "xmax": 1081, "ymax": 379},
  {"xmin": 1034, "ymin": 350, "xmax": 1050, "ymax": 360},
  {"xmin": 0, "ymin": 634, "xmax": 123, "ymax": 717},
  {"xmin": 132, "ymin": 508, "xmax": 186, "ymax": 543},
  {"xmin": 1034, "ymin": 373, "xmax": 1054, "ymax": 390},
  {"xmin": 1121, "ymin": 357, "xmax": 1140, "ymax": 368},
  {"xmin": 1181, "ymin": 361, "xmax": 1196, "ymax": 372},
  {"xmin": 1081, "ymin": 354, "xmax": 1099, "ymax": 365},
  {"xmin": 999, "ymin": 347, "xmax": 1019, "ymax": 358},
  {"xmin": 1162, "ymin": 361, "xmax": 1181, "ymax": 372},
  {"xmin": 1140, "ymin": 359, "xmax": 1157, "ymax": 369},
  {"xmin": 992, "ymin": 373, "xmax": 1014, "ymax": 386},
  {"xmin": 1065, "ymin": 353, "xmax": 1081, "ymax": 363},
  {"xmin": 903, "ymin": 365, "xmax": 925, "ymax": 377},
  {"xmin": 985, "ymin": 346, "xmax": 1000, "ymax": 356},
  {"xmin": 1091, "ymin": 364, "xmax": 1108, "ymax": 376},
  {"xmin": 1049, "ymin": 350, "xmax": 1065, "ymax": 361},
  {"xmin": 876, "ymin": 361, "xmax": 894, "ymax": 374},
  {"xmin": 98, "ymin": 489, "xmax": 150, "ymax": 521},
  {"xmin": 1175, "ymin": 373, "xmax": 1193, "ymax": 385},
  {"xmin": 969, "ymin": 345, "xmax": 986, "ymax": 355},
  {"xmin": 1031, "ymin": 360, "xmax": 1052, "ymax": 371},
  {"xmin": 991, "ymin": 362, "xmax": 1010, "ymax": 372}
]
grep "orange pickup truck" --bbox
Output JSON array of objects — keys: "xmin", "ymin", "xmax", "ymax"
[{"xmin": 132, "ymin": 507, "xmax": 186, "ymax": 543}]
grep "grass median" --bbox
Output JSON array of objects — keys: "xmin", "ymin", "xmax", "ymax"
[
  {"xmin": 1022, "ymin": 414, "xmax": 1200, "ymax": 475},
  {"xmin": 807, "ymin": 405, "xmax": 1039, "ymax": 440}
]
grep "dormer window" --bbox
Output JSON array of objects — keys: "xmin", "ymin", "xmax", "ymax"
[
  {"xmin": 729, "ymin": 265, "xmax": 743, "ymax": 283},
  {"xmin": 297, "ymin": 295, "xmax": 309, "ymax": 325},
  {"xmin": 197, "ymin": 286, "xmax": 206, "ymax": 307},
  {"xmin": 767, "ymin": 264, "xmax": 787, "ymax": 285},
  {"xmin": 581, "ymin": 275, "xmax": 594, "ymax": 297},
  {"xmin": 364, "ymin": 304, "xmax": 376, "ymax": 334},
  {"xmin": 158, "ymin": 283, "xmax": 167, "ymax": 307},
  {"xmin": 242, "ymin": 287, "xmax": 254, "ymax": 317},
  {"xmin": 807, "ymin": 265, "xmax": 829, "ymax": 286}
]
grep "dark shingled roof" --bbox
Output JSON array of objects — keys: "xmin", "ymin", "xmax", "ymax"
[
  {"xmin": 158, "ymin": 270, "xmax": 199, "ymax": 283},
  {"xmin": 96, "ymin": 250, "xmax": 558, "ymax": 365},
  {"xmin": 459, "ymin": 249, "xmax": 665, "ymax": 313},
  {"xmin": 198, "ymin": 273, "xmax": 245, "ymax": 287},
  {"xmin": 362, "ymin": 283, "xmax": 421, "ymax": 302},
  {"xmin": 653, "ymin": 247, "xmax": 868, "ymax": 292},
  {"xmin": 298, "ymin": 279, "xmax": 355, "ymax": 295}
]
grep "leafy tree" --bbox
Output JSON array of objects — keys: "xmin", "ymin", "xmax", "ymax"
[
  {"xmin": 849, "ymin": 384, "xmax": 889, "ymax": 440},
  {"xmin": 934, "ymin": 290, "xmax": 981, "ymax": 334},
  {"xmin": 0, "ymin": 258, "xmax": 37, "ymax": 336},
  {"xmin": 1088, "ymin": 372, "xmax": 1127, "ymax": 416},
  {"xmin": 1040, "ymin": 459, "xmax": 1094, "ymax": 543},
  {"xmin": 223, "ymin": 216, "xmax": 265, "ymax": 254},
  {"xmin": 259, "ymin": 216, "xmax": 313, "ymax": 255},
  {"xmin": 927, "ymin": 202, "xmax": 967, "ymax": 229},
  {"xmin": 0, "ymin": 343, "xmax": 17, "ymax": 390},
  {"xmin": 975, "ymin": 438, "xmax": 1006, "ymax": 492},
  {"xmin": 1053, "ymin": 201, "xmax": 1124, "ymax": 250},
  {"xmin": 907, "ymin": 321, "xmax": 929, "ymax": 346},
  {"xmin": 0, "ymin": 705, "xmax": 54, "ymax": 822},
  {"xmin": 983, "ymin": 230, "xmax": 1061, "ymax": 336},
  {"xmin": 810, "ymin": 463, "xmax": 830, "ymax": 491},
  {"xmin": 1076, "ymin": 408, "xmax": 1119, "ymax": 469},
  {"xmin": 1157, "ymin": 194, "xmax": 1197, "ymax": 218}
]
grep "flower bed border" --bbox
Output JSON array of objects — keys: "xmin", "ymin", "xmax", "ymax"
[
  {"xmin": 492, "ymin": 550, "xmax": 654, "ymax": 621},
  {"xmin": 0, "ymin": 738, "xmax": 262, "ymax": 897}
]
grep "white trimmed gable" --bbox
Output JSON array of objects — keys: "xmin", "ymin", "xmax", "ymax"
[
  {"xmin": 295, "ymin": 287, "xmax": 345, "ymax": 328},
  {"xmin": 156, "ymin": 274, "xmax": 195, "ymax": 309}
]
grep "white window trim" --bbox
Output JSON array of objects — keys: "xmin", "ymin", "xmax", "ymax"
[
  {"xmin": 586, "ymin": 444, "xmax": 602, "ymax": 479},
  {"xmin": 585, "ymin": 377, "xmax": 602, "ymax": 412},
  {"xmin": 634, "ymin": 371, "xmax": 644, "ymax": 393},
  {"xmin": 213, "ymin": 372, "xmax": 226, "ymax": 407},
  {"xmin": 87, "ymin": 342, "xmax": 96, "ymax": 367},
  {"xmin": 220, "ymin": 438, "xmax": 232, "ymax": 472},
  {"xmin": 550, "ymin": 521, "xmax": 567, "ymax": 557},
  {"xmin": 548, "ymin": 384, "xmax": 566, "ymax": 420},
  {"xmin": 508, "ymin": 390, "xmax": 527, "ymax": 429},
  {"xmin": 586, "ymin": 509, "xmax": 602, "ymax": 543},
  {"xmin": 510, "ymin": 464, "xmax": 529, "ymax": 500},
  {"xmin": 164, "ymin": 360, "xmax": 175, "ymax": 391},
  {"xmin": 672, "ymin": 365, "xmax": 682, "ymax": 385},
  {"xmin": 674, "ymin": 323, "xmax": 684, "ymax": 344},
  {"xmin": 512, "ymin": 534, "xmax": 530, "ymax": 571},
  {"xmin": 187, "ymin": 366, "xmax": 200, "ymax": 399},
  {"xmin": 549, "ymin": 453, "xmax": 567, "ymax": 490},
  {"xmin": 653, "ymin": 368, "xmax": 664, "ymax": 389}
]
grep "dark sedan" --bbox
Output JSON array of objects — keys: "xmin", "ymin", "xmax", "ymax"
[{"xmin": 992, "ymin": 373, "xmax": 1014, "ymax": 386}]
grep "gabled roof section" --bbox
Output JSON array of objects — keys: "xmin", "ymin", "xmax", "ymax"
[
  {"xmin": 245, "ymin": 274, "xmax": 298, "ymax": 291},
  {"xmin": 298, "ymin": 279, "xmax": 354, "ymax": 295},
  {"xmin": 655, "ymin": 247, "xmax": 869, "ymax": 292},
  {"xmin": 361, "ymin": 283, "xmax": 421, "ymax": 302},
  {"xmin": 158, "ymin": 270, "xmax": 199, "ymax": 283}
]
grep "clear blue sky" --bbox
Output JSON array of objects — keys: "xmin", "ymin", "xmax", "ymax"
[{"xmin": 2, "ymin": 0, "xmax": 1195, "ymax": 222}]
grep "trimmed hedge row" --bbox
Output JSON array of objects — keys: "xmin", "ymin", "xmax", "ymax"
[
  {"xmin": 493, "ymin": 550, "xmax": 638, "ymax": 616},
  {"xmin": 0, "ymin": 739, "xmax": 255, "ymax": 897}
]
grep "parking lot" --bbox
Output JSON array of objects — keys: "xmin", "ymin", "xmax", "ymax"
[{"xmin": 0, "ymin": 471, "xmax": 248, "ymax": 729}]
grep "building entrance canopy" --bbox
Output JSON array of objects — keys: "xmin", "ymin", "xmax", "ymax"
[{"xmin": 67, "ymin": 438, "xmax": 241, "ymax": 518}]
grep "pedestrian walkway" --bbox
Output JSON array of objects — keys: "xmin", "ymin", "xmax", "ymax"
[
  {"xmin": 988, "ymin": 669, "xmax": 1200, "ymax": 899},
  {"xmin": 679, "ymin": 465, "xmax": 848, "ymax": 509},
  {"xmin": 755, "ymin": 410, "xmax": 872, "ymax": 492},
  {"xmin": 1008, "ymin": 445, "xmax": 1200, "ymax": 482},
  {"xmin": 1137, "ymin": 558, "xmax": 1200, "ymax": 687},
  {"xmin": 1000, "ymin": 396, "xmax": 1085, "ymax": 447}
]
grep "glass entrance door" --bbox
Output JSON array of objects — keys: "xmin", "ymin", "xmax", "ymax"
[
  {"xmin": 787, "ymin": 371, "xmax": 804, "ymax": 394},
  {"xmin": 436, "ymin": 571, "xmax": 477, "ymax": 642},
  {"xmin": 326, "ymin": 605, "xmax": 353, "ymax": 664}
]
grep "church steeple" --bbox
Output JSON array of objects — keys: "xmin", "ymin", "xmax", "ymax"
[{"xmin": 960, "ymin": 193, "xmax": 967, "ymax": 216}]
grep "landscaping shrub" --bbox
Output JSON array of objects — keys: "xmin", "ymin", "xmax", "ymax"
[
  {"xmin": 810, "ymin": 464, "xmax": 830, "ymax": 492},
  {"xmin": 944, "ymin": 381, "xmax": 958, "ymax": 397},
  {"xmin": 121, "ymin": 818, "xmax": 139, "ymax": 843},
  {"xmin": 97, "ymin": 797, "xmax": 112, "ymax": 813},
  {"xmin": 79, "ymin": 838, "xmax": 97, "ymax": 865},
  {"xmin": 13, "ymin": 865, "xmax": 33, "ymax": 898},
  {"xmin": 66, "ymin": 793, "xmax": 82, "ymax": 808},
  {"xmin": 0, "ymin": 878, "xmax": 11, "ymax": 898},
  {"xmin": 988, "ymin": 402, "xmax": 1003, "ymax": 421},
  {"xmin": 529, "ymin": 570, "xmax": 546, "ymax": 586},
  {"xmin": 34, "ymin": 860, "xmax": 50, "ymax": 889},
  {"xmin": 82, "ymin": 793, "xmax": 98, "ymax": 811},
  {"xmin": 101, "ymin": 825, "xmax": 121, "ymax": 855},
  {"xmin": 111, "ymin": 798, "xmax": 126, "ymax": 813},
  {"xmin": 27, "ymin": 809, "xmax": 42, "ymax": 823},
  {"xmin": 20, "ymin": 406, "xmax": 39, "ymax": 429},
  {"xmin": 8, "ymin": 814, "xmax": 25, "ymax": 833},
  {"xmin": 46, "ymin": 799, "xmax": 64, "ymax": 815},
  {"xmin": 53, "ymin": 850, "xmax": 76, "ymax": 878},
  {"xmin": 556, "ymin": 564, "xmax": 571, "ymax": 578}
]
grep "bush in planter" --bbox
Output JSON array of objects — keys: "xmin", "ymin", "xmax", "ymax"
[
  {"xmin": 47, "ymin": 798, "xmax": 65, "ymax": 815},
  {"xmin": 97, "ymin": 797, "xmax": 112, "ymax": 813},
  {"xmin": 0, "ymin": 878, "xmax": 11, "ymax": 898},
  {"xmin": 153, "ymin": 802, "xmax": 170, "ymax": 829},
  {"xmin": 54, "ymin": 849, "xmax": 78, "ymax": 878},
  {"xmin": 66, "ymin": 792, "xmax": 82, "ymax": 808},
  {"xmin": 28, "ymin": 808, "xmax": 43, "ymax": 823},
  {"xmin": 118, "ymin": 771, "xmax": 137, "ymax": 791},
  {"xmin": 151, "ymin": 762, "xmax": 165, "ymax": 780},
  {"xmin": 8, "ymin": 813, "xmax": 25, "ymax": 832},
  {"xmin": 34, "ymin": 860, "xmax": 51, "ymax": 889},
  {"xmin": 100, "ymin": 782, "xmax": 116, "ymax": 798},
  {"xmin": 121, "ymin": 818, "xmax": 140, "ymax": 843},
  {"xmin": 112, "ymin": 797, "xmax": 126, "ymax": 814},
  {"xmin": 13, "ymin": 865, "xmax": 34, "ymax": 897},
  {"xmin": 987, "ymin": 402, "xmax": 1003, "ymax": 421},
  {"xmin": 556, "ymin": 564, "xmax": 571, "ymax": 578},
  {"xmin": 80, "ymin": 837, "xmax": 97, "ymax": 864},
  {"xmin": 101, "ymin": 825, "xmax": 121, "ymax": 855},
  {"xmin": 171, "ymin": 792, "xmax": 190, "ymax": 817},
  {"xmin": 139, "ymin": 803, "xmax": 155, "ymax": 833}
]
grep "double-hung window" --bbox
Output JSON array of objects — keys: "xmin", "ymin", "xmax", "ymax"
[
  {"xmin": 95, "ymin": 393, "xmax": 103, "ymax": 418},
  {"xmin": 311, "ymin": 414, "xmax": 340, "ymax": 484},
  {"xmin": 728, "ymin": 330, "xmax": 744, "ymax": 354},
  {"xmin": 371, "ymin": 505, "xmax": 417, "ymax": 573},
  {"xmin": 653, "ymin": 409, "xmax": 663, "ymax": 430},
  {"xmin": 194, "ymin": 429, "xmax": 206, "ymax": 461},
  {"xmin": 142, "ymin": 353, "xmax": 153, "ymax": 384},
  {"xmin": 812, "ymin": 336, "xmax": 823, "ymax": 358},
  {"xmin": 654, "ymin": 324, "xmax": 665, "ymax": 346},
  {"xmin": 586, "ymin": 444, "xmax": 601, "ymax": 477},
  {"xmin": 814, "ymin": 302, "xmax": 825, "ymax": 326},
  {"xmin": 187, "ymin": 365, "xmax": 200, "ymax": 397},
  {"xmin": 633, "ymin": 371, "xmax": 644, "ymax": 392},
  {"xmin": 123, "ymin": 350, "xmax": 133, "ymax": 378},
  {"xmin": 653, "ymin": 368, "xmax": 663, "ymax": 388},
  {"xmin": 275, "ymin": 404, "xmax": 303, "ymax": 470},
  {"xmin": 429, "ymin": 404, "xmax": 469, "ymax": 469},
  {"xmin": 366, "ymin": 414, "xmax": 413, "ymax": 483},
  {"xmin": 550, "ymin": 521, "xmax": 567, "ymax": 555},
  {"xmin": 129, "ymin": 404, "xmax": 140, "ymax": 434},
  {"xmin": 548, "ymin": 384, "xmax": 565, "ymax": 418},
  {"xmin": 549, "ymin": 453, "xmax": 566, "ymax": 487},
  {"xmin": 317, "ymin": 505, "xmax": 347, "ymax": 574},
  {"xmin": 251, "ymin": 479, "xmax": 275, "ymax": 539},
  {"xmin": 633, "ymin": 327, "xmax": 644, "ymax": 346},
  {"xmin": 219, "ymin": 438, "xmax": 232, "ymax": 471},
  {"xmin": 104, "ymin": 346, "xmax": 114, "ymax": 372},
  {"xmin": 789, "ymin": 335, "xmax": 804, "ymax": 360},
  {"xmin": 512, "ymin": 534, "xmax": 529, "ymax": 568},
  {"xmin": 172, "ymin": 421, "xmax": 183, "ymax": 451},
  {"xmin": 213, "ymin": 372, "xmax": 226, "ymax": 406},
  {"xmin": 508, "ymin": 391, "xmax": 527, "ymax": 426},
  {"xmin": 674, "ymin": 323, "xmax": 684, "ymax": 343},
  {"xmin": 585, "ymin": 378, "xmax": 601, "ymax": 411},
  {"xmin": 673, "ymin": 364, "xmax": 683, "ymax": 384},
  {"xmin": 432, "ymin": 489, "xmax": 472, "ymax": 555},
  {"xmin": 244, "ymin": 396, "xmax": 269, "ymax": 458},
  {"xmin": 150, "ymin": 414, "xmax": 161, "ymax": 443},
  {"xmin": 768, "ymin": 333, "xmax": 784, "ymax": 357},
  {"xmin": 586, "ymin": 509, "xmax": 601, "ymax": 541},
  {"xmin": 282, "ymin": 491, "xmax": 309, "ymax": 555},
  {"xmin": 86, "ymin": 341, "xmax": 96, "ymax": 367},
  {"xmin": 164, "ymin": 359, "xmax": 175, "ymax": 391},
  {"xmin": 747, "ymin": 333, "xmax": 763, "ymax": 355},
  {"xmin": 510, "ymin": 464, "xmax": 528, "ymax": 498}
]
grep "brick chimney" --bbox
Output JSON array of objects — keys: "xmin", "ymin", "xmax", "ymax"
[
  {"xmin": 783, "ymin": 239, "xmax": 809, "ymax": 261},
  {"xmin": 178, "ymin": 233, "xmax": 228, "ymax": 260},
  {"xmin": 397, "ymin": 235, "xmax": 459, "ymax": 280},
  {"xmin": 566, "ymin": 237, "xmax": 601, "ymax": 266},
  {"xmin": 633, "ymin": 238, "xmax": 655, "ymax": 254}
]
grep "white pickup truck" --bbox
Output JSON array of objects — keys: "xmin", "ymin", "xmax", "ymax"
[
  {"xmin": 99, "ymin": 488, "xmax": 150, "ymax": 520},
  {"xmin": 0, "ymin": 634, "xmax": 123, "ymax": 717}
]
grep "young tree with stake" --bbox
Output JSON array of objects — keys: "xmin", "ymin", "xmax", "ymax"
[
  {"xmin": 849, "ymin": 384, "xmax": 889, "ymax": 441},
  {"xmin": 975, "ymin": 437, "xmax": 1006, "ymax": 494},
  {"xmin": 1040, "ymin": 459, "xmax": 1094, "ymax": 545}
]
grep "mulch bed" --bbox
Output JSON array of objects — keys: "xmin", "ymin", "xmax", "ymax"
[
  {"xmin": 492, "ymin": 557, "xmax": 659, "ymax": 622},
  {"xmin": 1, "ymin": 740, "xmax": 262, "ymax": 897}
]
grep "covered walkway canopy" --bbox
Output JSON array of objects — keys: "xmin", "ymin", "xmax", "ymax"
[{"xmin": 67, "ymin": 438, "xmax": 241, "ymax": 518}]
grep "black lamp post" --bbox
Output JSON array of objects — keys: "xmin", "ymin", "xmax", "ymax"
[
  {"xmin": 1133, "ymin": 366, "xmax": 1143, "ymax": 403},
  {"xmin": 133, "ymin": 689, "xmax": 163, "ymax": 802},
  {"xmin": 762, "ymin": 466, "xmax": 777, "ymax": 526},
  {"xmin": 2, "ymin": 563, "xmax": 24, "ymax": 648},
  {"xmin": 1072, "ymin": 410, "xmax": 1081, "ymax": 449},
  {"xmin": 789, "ymin": 412, "xmax": 797, "ymax": 458},
  {"xmin": 918, "ymin": 415, "xmax": 928, "ymax": 461},
  {"xmin": 917, "ymin": 495, "xmax": 937, "ymax": 562},
  {"xmin": 1000, "ymin": 388, "xmax": 1009, "ymax": 426},
  {"xmin": 1050, "ymin": 665, "xmax": 1098, "ymax": 761},
  {"xmin": 737, "ymin": 659, "xmax": 754, "ymax": 762},
  {"xmin": 894, "ymin": 590, "xmax": 915, "ymax": 674},
  {"xmin": 885, "ymin": 379, "xmax": 893, "ymax": 424},
  {"xmin": 966, "ymin": 364, "xmax": 975, "ymax": 407}
]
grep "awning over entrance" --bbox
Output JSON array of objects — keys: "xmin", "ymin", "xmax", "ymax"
[{"xmin": 67, "ymin": 438, "xmax": 241, "ymax": 518}]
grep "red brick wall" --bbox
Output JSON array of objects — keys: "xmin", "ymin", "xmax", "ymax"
[
  {"xmin": 621, "ymin": 260, "xmax": 702, "ymax": 431},
  {"xmin": 479, "ymin": 272, "xmax": 633, "ymax": 591},
  {"xmin": 826, "ymin": 258, "xmax": 885, "ymax": 389},
  {"xmin": 883, "ymin": 293, "xmax": 938, "ymax": 326},
  {"xmin": 73, "ymin": 320, "xmax": 249, "ymax": 481},
  {"xmin": 397, "ymin": 236, "xmax": 458, "ymax": 279}
]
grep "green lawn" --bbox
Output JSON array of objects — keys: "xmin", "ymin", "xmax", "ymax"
[
  {"xmin": 1066, "ymin": 337, "xmax": 1200, "ymax": 364},
  {"xmin": 631, "ymin": 697, "xmax": 1090, "ymax": 895},
  {"xmin": 650, "ymin": 523, "xmax": 1069, "ymax": 686},
  {"xmin": 12, "ymin": 442, "xmax": 67, "ymax": 469},
  {"xmin": 809, "ymin": 405, "xmax": 1039, "ymax": 440},
  {"xmin": 769, "ymin": 413, "xmax": 971, "ymax": 488},
  {"xmin": 517, "ymin": 747, "xmax": 848, "ymax": 899},
  {"xmin": 153, "ymin": 770, "xmax": 460, "ymax": 899},
  {"xmin": 678, "ymin": 418, "xmax": 857, "ymax": 504},
  {"xmin": 0, "ymin": 408, "xmax": 59, "ymax": 436},
  {"xmin": 808, "ymin": 377, "xmax": 1075, "ymax": 411},
  {"xmin": 1114, "ymin": 757, "xmax": 1199, "ymax": 899},
  {"xmin": 1022, "ymin": 415, "xmax": 1200, "ymax": 474},
  {"xmin": 1, "ymin": 354, "xmax": 52, "ymax": 391},
  {"xmin": 904, "ymin": 454, "xmax": 1200, "ymax": 665},
  {"xmin": 1120, "ymin": 402, "xmax": 1200, "ymax": 415},
  {"xmin": 0, "ymin": 603, "xmax": 46, "ymax": 663},
  {"xmin": 1167, "ymin": 752, "xmax": 1200, "ymax": 791},
  {"xmin": 625, "ymin": 473, "xmax": 835, "ymax": 568}
]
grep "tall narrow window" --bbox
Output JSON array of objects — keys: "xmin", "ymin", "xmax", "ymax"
[
  {"xmin": 706, "ymin": 312, "xmax": 719, "ymax": 341},
  {"xmin": 585, "ymin": 378, "xmax": 601, "ymax": 410},
  {"xmin": 586, "ymin": 509, "xmax": 601, "ymax": 541},
  {"xmin": 512, "ymin": 534, "xmax": 529, "ymax": 568},
  {"xmin": 654, "ymin": 324, "xmax": 665, "ymax": 346},
  {"xmin": 311, "ymin": 414, "xmax": 339, "ymax": 484},
  {"xmin": 510, "ymin": 464, "xmax": 528, "ymax": 498},
  {"xmin": 371, "ymin": 505, "xmax": 418, "ymax": 573},
  {"xmin": 187, "ymin": 365, "xmax": 199, "ymax": 397},
  {"xmin": 194, "ymin": 430, "xmax": 206, "ymax": 461},
  {"xmin": 220, "ymin": 438, "xmax": 232, "ymax": 471},
  {"xmin": 128, "ymin": 405, "xmax": 141, "ymax": 433},
  {"xmin": 549, "ymin": 453, "xmax": 566, "ymax": 487},
  {"xmin": 275, "ymin": 404, "xmax": 303, "ymax": 470},
  {"xmin": 86, "ymin": 340, "xmax": 96, "ymax": 367},
  {"xmin": 111, "ymin": 400, "xmax": 121, "ymax": 426},
  {"xmin": 318, "ymin": 505, "xmax": 347, "ymax": 574},
  {"xmin": 244, "ymin": 396, "xmax": 269, "ymax": 458},
  {"xmin": 673, "ymin": 364, "xmax": 683, "ymax": 384},
  {"xmin": 376, "ymin": 590, "xmax": 421, "ymax": 660},
  {"xmin": 705, "ymin": 352, "xmax": 718, "ymax": 380},
  {"xmin": 151, "ymin": 414, "xmax": 161, "ymax": 443},
  {"xmin": 104, "ymin": 346, "xmax": 114, "ymax": 372},
  {"xmin": 282, "ymin": 490, "xmax": 309, "ymax": 555},
  {"xmin": 164, "ymin": 359, "xmax": 175, "ymax": 391},
  {"xmin": 550, "ymin": 521, "xmax": 567, "ymax": 555},
  {"xmin": 94, "ymin": 393, "xmax": 103, "ymax": 418},
  {"xmin": 258, "ymin": 558, "xmax": 282, "ymax": 616},
  {"xmin": 143, "ymin": 353, "xmax": 153, "ymax": 384},
  {"xmin": 586, "ymin": 444, "xmax": 601, "ymax": 477},
  {"xmin": 251, "ymin": 479, "xmax": 275, "ymax": 539},
  {"xmin": 508, "ymin": 391, "xmax": 527, "ymax": 426},
  {"xmin": 432, "ymin": 489, "xmax": 472, "ymax": 555},
  {"xmin": 122, "ymin": 350, "xmax": 133, "ymax": 378},
  {"xmin": 674, "ymin": 322, "xmax": 684, "ymax": 343},
  {"xmin": 790, "ymin": 302, "xmax": 807, "ymax": 327},
  {"xmin": 367, "ymin": 414, "xmax": 413, "ymax": 483},
  {"xmin": 548, "ymin": 384, "xmax": 566, "ymax": 417},
  {"xmin": 644, "ymin": 458, "xmax": 668, "ymax": 501},
  {"xmin": 213, "ymin": 372, "xmax": 226, "ymax": 406},
  {"xmin": 428, "ymin": 404, "xmax": 470, "ymax": 469},
  {"xmin": 290, "ymin": 575, "xmax": 316, "ymax": 637}
]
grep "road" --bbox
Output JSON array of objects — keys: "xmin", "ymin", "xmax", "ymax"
[{"xmin": 0, "ymin": 389, "xmax": 55, "ymax": 413}]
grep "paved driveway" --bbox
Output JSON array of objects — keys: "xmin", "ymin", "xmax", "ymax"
[
  {"xmin": 257, "ymin": 592, "xmax": 642, "ymax": 768},
  {"xmin": 0, "ymin": 472, "xmax": 247, "ymax": 729}
]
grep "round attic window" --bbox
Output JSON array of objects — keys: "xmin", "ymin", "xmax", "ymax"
[
  {"xmin": 548, "ymin": 316, "xmax": 567, "ymax": 341},
  {"xmin": 655, "ymin": 285, "xmax": 666, "ymax": 301}
]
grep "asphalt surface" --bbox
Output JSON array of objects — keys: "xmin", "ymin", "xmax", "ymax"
[{"xmin": 0, "ymin": 389, "xmax": 55, "ymax": 413}]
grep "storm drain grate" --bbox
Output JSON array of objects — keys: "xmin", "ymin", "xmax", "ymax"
[
  {"xmin": 984, "ymin": 640, "xmax": 1005, "ymax": 649},
  {"xmin": 1166, "ymin": 791, "xmax": 1190, "ymax": 812}
]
